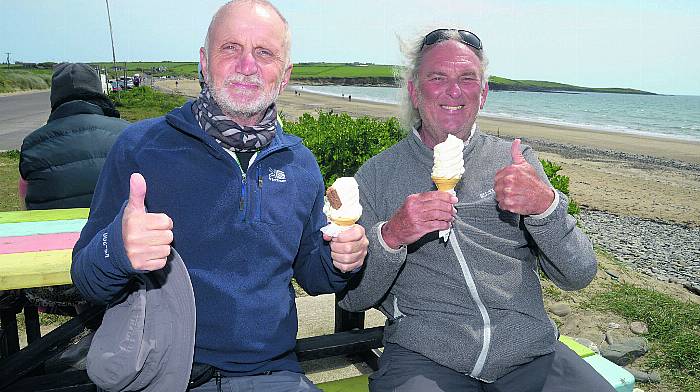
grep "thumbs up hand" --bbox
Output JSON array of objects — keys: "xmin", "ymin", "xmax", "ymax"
[
  {"xmin": 494, "ymin": 139, "xmax": 555, "ymax": 215},
  {"xmin": 121, "ymin": 173, "xmax": 173, "ymax": 271}
]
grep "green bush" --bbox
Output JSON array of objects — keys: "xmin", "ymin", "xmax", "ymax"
[
  {"xmin": 285, "ymin": 112, "xmax": 579, "ymax": 216},
  {"xmin": 109, "ymin": 86, "xmax": 187, "ymax": 122},
  {"xmin": 541, "ymin": 159, "xmax": 580, "ymax": 215},
  {"xmin": 284, "ymin": 111, "xmax": 404, "ymax": 187}
]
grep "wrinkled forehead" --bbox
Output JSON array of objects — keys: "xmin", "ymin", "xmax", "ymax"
[
  {"xmin": 419, "ymin": 40, "xmax": 482, "ymax": 74},
  {"xmin": 209, "ymin": 2, "xmax": 288, "ymax": 48}
]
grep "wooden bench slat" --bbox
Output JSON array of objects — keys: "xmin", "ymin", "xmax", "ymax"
[
  {"xmin": 0, "ymin": 232, "xmax": 80, "ymax": 255},
  {"xmin": 0, "ymin": 219, "xmax": 87, "ymax": 237},
  {"xmin": 0, "ymin": 249, "xmax": 73, "ymax": 290},
  {"xmin": 3, "ymin": 325, "xmax": 384, "ymax": 391},
  {"xmin": 296, "ymin": 326, "xmax": 384, "ymax": 362},
  {"xmin": 0, "ymin": 209, "xmax": 89, "ymax": 224}
]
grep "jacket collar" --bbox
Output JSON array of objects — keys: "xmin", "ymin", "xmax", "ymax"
[
  {"xmin": 165, "ymin": 101, "xmax": 302, "ymax": 160},
  {"xmin": 48, "ymin": 100, "xmax": 106, "ymax": 122}
]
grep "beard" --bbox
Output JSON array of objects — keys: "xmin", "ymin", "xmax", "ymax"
[{"xmin": 207, "ymin": 73, "xmax": 282, "ymax": 120}]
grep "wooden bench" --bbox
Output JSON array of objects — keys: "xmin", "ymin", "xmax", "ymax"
[
  {"xmin": 0, "ymin": 208, "xmax": 89, "ymax": 359},
  {"xmin": 0, "ymin": 208, "xmax": 382, "ymax": 391}
]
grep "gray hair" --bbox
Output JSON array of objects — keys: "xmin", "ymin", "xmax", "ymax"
[
  {"xmin": 396, "ymin": 28, "xmax": 489, "ymax": 131},
  {"xmin": 203, "ymin": 0, "xmax": 291, "ymax": 67}
]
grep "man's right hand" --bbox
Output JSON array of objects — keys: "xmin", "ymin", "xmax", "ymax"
[
  {"xmin": 381, "ymin": 191, "xmax": 458, "ymax": 249},
  {"xmin": 122, "ymin": 173, "xmax": 174, "ymax": 271}
]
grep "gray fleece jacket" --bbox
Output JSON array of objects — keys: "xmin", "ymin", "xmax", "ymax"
[{"xmin": 338, "ymin": 128, "xmax": 597, "ymax": 382}]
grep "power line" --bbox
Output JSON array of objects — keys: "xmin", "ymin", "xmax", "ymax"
[{"xmin": 4, "ymin": 52, "xmax": 10, "ymax": 69}]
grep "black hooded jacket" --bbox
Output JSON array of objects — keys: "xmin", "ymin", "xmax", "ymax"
[{"xmin": 20, "ymin": 64, "xmax": 129, "ymax": 210}]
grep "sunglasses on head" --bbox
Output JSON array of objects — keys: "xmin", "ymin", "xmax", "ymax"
[{"xmin": 420, "ymin": 29, "xmax": 483, "ymax": 52}]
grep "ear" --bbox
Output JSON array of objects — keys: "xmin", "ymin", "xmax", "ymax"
[
  {"xmin": 199, "ymin": 47, "xmax": 209, "ymax": 81},
  {"xmin": 279, "ymin": 63, "xmax": 293, "ymax": 93},
  {"xmin": 407, "ymin": 80, "xmax": 419, "ymax": 109},
  {"xmin": 480, "ymin": 82, "xmax": 489, "ymax": 109}
]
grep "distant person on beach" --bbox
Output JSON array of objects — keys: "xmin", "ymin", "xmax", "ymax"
[
  {"xmin": 339, "ymin": 28, "xmax": 612, "ymax": 392},
  {"xmin": 18, "ymin": 62, "xmax": 129, "ymax": 313},
  {"xmin": 348, "ymin": 94, "xmax": 351, "ymax": 102},
  {"xmin": 71, "ymin": 1, "xmax": 368, "ymax": 391}
]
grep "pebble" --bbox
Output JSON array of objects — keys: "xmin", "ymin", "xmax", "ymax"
[
  {"xmin": 629, "ymin": 321, "xmax": 648, "ymax": 335},
  {"xmin": 604, "ymin": 269, "xmax": 620, "ymax": 280},
  {"xmin": 600, "ymin": 337, "xmax": 649, "ymax": 366},
  {"xmin": 578, "ymin": 210, "xmax": 700, "ymax": 288},
  {"xmin": 625, "ymin": 367, "xmax": 662, "ymax": 384},
  {"xmin": 550, "ymin": 302, "xmax": 571, "ymax": 317},
  {"xmin": 573, "ymin": 337, "xmax": 599, "ymax": 353},
  {"xmin": 605, "ymin": 330, "xmax": 625, "ymax": 345}
]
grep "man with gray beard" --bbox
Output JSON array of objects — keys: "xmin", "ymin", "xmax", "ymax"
[
  {"xmin": 339, "ymin": 28, "xmax": 615, "ymax": 392},
  {"xmin": 71, "ymin": 1, "xmax": 368, "ymax": 390}
]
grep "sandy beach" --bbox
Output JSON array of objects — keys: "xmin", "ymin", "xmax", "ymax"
[
  {"xmin": 278, "ymin": 87, "xmax": 700, "ymax": 227},
  {"xmin": 159, "ymin": 79, "xmax": 700, "ymax": 227}
]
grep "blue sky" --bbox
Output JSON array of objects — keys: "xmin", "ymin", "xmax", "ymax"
[{"xmin": 2, "ymin": 0, "xmax": 699, "ymax": 95}]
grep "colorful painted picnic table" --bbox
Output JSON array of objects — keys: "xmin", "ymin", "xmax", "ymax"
[
  {"xmin": 0, "ymin": 208, "xmax": 88, "ymax": 291},
  {"xmin": 0, "ymin": 208, "xmax": 89, "ymax": 358}
]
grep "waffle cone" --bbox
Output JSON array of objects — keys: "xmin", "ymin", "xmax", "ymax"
[
  {"xmin": 331, "ymin": 217, "xmax": 359, "ymax": 227},
  {"xmin": 432, "ymin": 176, "xmax": 460, "ymax": 192}
]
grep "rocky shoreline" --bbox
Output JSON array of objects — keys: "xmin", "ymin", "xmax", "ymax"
[
  {"xmin": 510, "ymin": 137, "xmax": 700, "ymax": 292},
  {"xmin": 517, "ymin": 136, "xmax": 700, "ymax": 172},
  {"xmin": 580, "ymin": 209, "xmax": 700, "ymax": 288}
]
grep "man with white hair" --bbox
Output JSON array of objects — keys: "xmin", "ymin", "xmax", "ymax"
[
  {"xmin": 339, "ymin": 29, "xmax": 614, "ymax": 391},
  {"xmin": 72, "ymin": 1, "xmax": 368, "ymax": 390}
]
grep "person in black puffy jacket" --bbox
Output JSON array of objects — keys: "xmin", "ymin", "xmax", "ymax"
[
  {"xmin": 17, "ymin": 63, "xmax": 130, "ymax": 312},
  {"xmin": 19, "ymin": 62, "xmax": 129, "ymax": 210}
]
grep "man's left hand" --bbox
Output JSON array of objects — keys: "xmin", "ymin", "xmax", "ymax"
[
  {"xmin": 494, "ymin": 139, "xmax": 555, "ymax": 215},
  {"xmin": 324, "ymin": 225, "xmax": 369, "ymax": 273}
]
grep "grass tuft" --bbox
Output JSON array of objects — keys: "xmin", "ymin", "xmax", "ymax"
[
  {"xmin": 585, "ymin": 283, "xmax": 700, "ymax": 390},
  {"xmin": 0, "ymin": 150, "xmax": 21, "ymax": 211},
  {"xmin": 0, "ymin": 69, "xmax": 52, "ymax": 93}
]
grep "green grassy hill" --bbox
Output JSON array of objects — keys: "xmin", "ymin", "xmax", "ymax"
[
  {"xmin": 2, "ymin": 61, "xmax": 654, "ymax": 95},
  {"xmin": 488, "ymin": 76, "xmax": 654, "ymax": 95},
  {"xmin": 93, "ymin": 61, "xmax": 198, "ymax": 78},
  {"xmin": 0, "ymin": 67, "xmax": 52, "ymax": 93}
]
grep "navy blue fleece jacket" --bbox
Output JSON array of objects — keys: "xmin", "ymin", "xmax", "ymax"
[{"xmin": 71, "ymin": 101, "xmax": 349, "ymax": 375}]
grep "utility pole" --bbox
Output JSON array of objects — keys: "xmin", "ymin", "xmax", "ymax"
[
  {"xmin": 105, "ymin": 0, "xmax": 117, "ymax": 80},
  {"xmin": 105, "ymin": 0, "xmax": 119, "ymax": 97},
  {"xmin": 4, "ymin": 52, "xmax": 10, "ymax": 69}
]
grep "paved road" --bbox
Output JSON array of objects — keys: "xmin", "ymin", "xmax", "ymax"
[{"xmin": 0, "ymin": 91, "xmax": 51, "ymax": 151}]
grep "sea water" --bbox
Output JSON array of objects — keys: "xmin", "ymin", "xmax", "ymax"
[{"xmin": 292, "ymin": 85, "xmax": 700, "ymax": 142}]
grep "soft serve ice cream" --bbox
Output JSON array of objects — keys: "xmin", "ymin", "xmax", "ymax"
[
  {"xmin": 431, "ymin": 134, "xmax": 464, "ymax": 242},
  {"xmin": 431, "ymin": 134, "xmax": 465, "ymax": 190},
  {"xmin": 325, "ymin": 177, "xmax": 362, "ymax": 226}
]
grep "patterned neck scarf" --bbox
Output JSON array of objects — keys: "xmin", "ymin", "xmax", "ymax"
[{"xmin": 191, "ymin": 86, "xmax": 277, "ymax": 152}]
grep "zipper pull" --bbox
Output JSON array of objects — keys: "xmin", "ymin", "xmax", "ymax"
[
  {"xmin": 240, "ymin": 172, "xmax": 247, "ymax": 211},
  {"xmin": 258, "ymin": 176, "xmax": 263, "ymax": 188}
]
